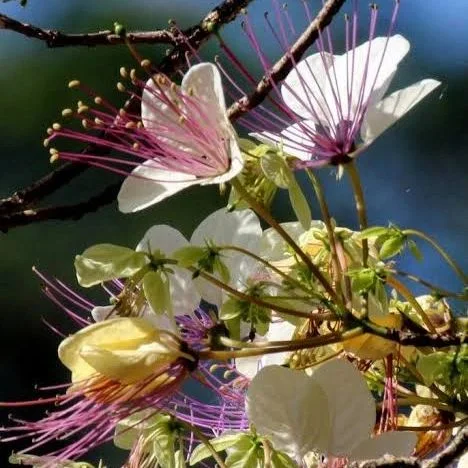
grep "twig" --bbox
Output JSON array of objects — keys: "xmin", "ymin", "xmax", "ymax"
[
  {"xmin": 0, "ymin": 14, "xmax": 175, "ymax": 47},
  {"xmin": 0, "ymin": 0, "xmax": 253, "ymax": 226},
  {"xmin": 0, "ymin": 183, "xmax": 120, "ymax": 233},
  {"xmin": 226, "ymin": 0, "xmax": 347, "ymax": 121}
]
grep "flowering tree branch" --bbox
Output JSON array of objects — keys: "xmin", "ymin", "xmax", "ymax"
[
  {"xmin": 351, "ymin": 426, "xmax": 467, "ymax": 467},
  {"xmin": 0, "ymin": 0, "xmax": 254, "ymax": 229},
  {"xmin": 226, "ymin": 0, "xmax": 347, "ymax": 121},
  {"xmin": 0, "ymin": 13, "xmax": 175, "ymax": 47}
]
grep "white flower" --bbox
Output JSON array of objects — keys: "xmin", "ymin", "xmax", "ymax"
[
  {"xmin": 190, "ymin": 208, "xmax": 262, "ymax": 307},
  {"xmin": 235, "ymin": 319, "xmax": 296, "ymax": 379},
  {"xmin": 251, "ymin": 35, "xmax": 440, "ymax": 167},
  {"xmin": 246, "ymin": 359, "xmax": 417, "ymax": 462},
  {"xmin": 118, "ymin": 63, "xmax": 243, "ymax": 212}
]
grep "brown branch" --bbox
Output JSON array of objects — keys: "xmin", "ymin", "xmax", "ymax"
[
  {"xmin": 227, "ymin": 0, "xmax": 347, "ymax": 121},
  {"xmin": 0, "ymin": 13, "xmax": 175, "ymax": 47},
  {"xmin": 378, "ymin": 330, "xmax": 465, "ymax": 348},
  {"xmin": 349, "ymin": 426, "xmax": 468, "ymax": 468},
  {"xmin": 0, "ymin": 183, "xmax": 121, "ymax": 232},
  {"xmin": 0, "ymin": 0, "xmax": 253, "ymax": 225}
]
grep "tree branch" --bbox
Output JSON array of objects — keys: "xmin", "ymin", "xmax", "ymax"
[
  {"xmin": 0, "ymin": 183, "xmax": 121, "ymax": 232},
  {"xmin": 0, "ymin": 0, "xmax": 253, "ymax": 225},
  {"xmin": 377, "ymin": 330, "xmax": 465, "ymax": 348},
  {"xmin": 350, "ymin": 426, "xmax": 467, "ymax": 468},
  {"xmin": 0, "ymin": 13, "xmax": 175, "ymax": 47},
  {"xmin": 227, "ymin": 0, "xmax": 347, "ymax": 121}
]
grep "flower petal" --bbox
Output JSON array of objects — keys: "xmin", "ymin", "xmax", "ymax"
[
  {"xmin": 181, "ymin": 62, "xmax": 228, "ymax": 123},
  {"xmin": 117, "ymin": 164, "xmax": 203, "ymax": 213},
  {"xmin": 361, "ymin": 78, "xmax": 441, "ymax": 143},
  {"xmin": 246, "ymin": 365, "xmax": 330, "ymax": 459},
  {"xmin": 310, "ymin": 358, "xmax": 376, "ymax": 456},
  {"xmin": 281, "ymin": 52, "xmax": 335, "ymax": 123},
  {"xmin": 326, "ymin": 35, "xmax": 410, "ymax": 122},
  {"xmin": 136, "ymin": 225, "xmax": 189, "ymax": 255},
  {"xmin": 207, "ymin": 130, "xmax": 244, "ymax": 184},
  {"xmin": 251, "ymin": 120, "xmax": 316, "ymax": 161},
  {"xmin": 262, "ymin": 320, "xmax": 296, "ymax": 367},
  {"xmin": 348, "ymin": 431, "xmax": 417, "ymax": 461}
]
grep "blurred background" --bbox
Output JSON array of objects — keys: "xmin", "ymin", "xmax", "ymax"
[{"xmin": 0, "ymin": 0, "xmax": 466, "ymax": 465}]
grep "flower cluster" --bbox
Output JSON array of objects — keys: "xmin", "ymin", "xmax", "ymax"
[{"xmin": 2, "ymin": 1, "xmax": 467, "ymax": 468}]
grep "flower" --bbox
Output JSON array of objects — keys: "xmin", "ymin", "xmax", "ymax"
[
  {"xmin": 47, "ymin": 63, "xmax": 243, "ymax": 212},
  {"xmin": 246, "ymin": 359, "xmax": 417, "ymax": 462},
  {"xmin": 230, "ymin": 2, "xmax": 440, "ymax": 168}
]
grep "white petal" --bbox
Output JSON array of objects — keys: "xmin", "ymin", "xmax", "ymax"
[
  {"xmin": 136, "ymin": 225, "xmax": 188, "ymax": 255},
  {"xmin": 91, "ymin": 305, "xmax": 117, "ymax": 322},
  {"xmin": 191, "ymin": 208, "xmax": 262, "ymax": 290},
  {"xmin": 246, "ymin": 365, "xmax": 330, "ymax": 459},
  {"xmin": 250, "ymin": 120, "xmax": 316, "ymax": 161},
  {"xmin": 181, "ymin": 63, "xmax": 228, "ymax": 124},
  {"xmin": 207, "ymin": 131, "xmax": 244, "ymax": 184},
  {"xmin": 310, "ymin": 359, "xmax": 376, "ymax": 456},
  {"xmin": 282, "ymin": 52, "xmax": 335, "ymax": 123},
  {"xmin": 361, "ymin": 78, "xmax": 441, "ymax": 143},
  {"xmin": 262, "ymin": 320, "xmax": 296, "ymax": 367},
  {"xmin": 235, "ymin": 354, "xmax": 263, "ymax": 380},
  {"xmin": 348, "ymin": 431, "xmax": 417, "ymax": 461},
  {"xmin": 458, "ymin": 451, "xmax": 468, "ymax": 468},
  {"xmin": 325, "ymin": 35, "xmax": 410, "ymax": 122},
  {"xmin": 169, "ymin": 266, "xmax": 201, "ymax": 315},
  {"xmin": 117, "ymin": 164, "xmax": 203, "ymax": 213}
]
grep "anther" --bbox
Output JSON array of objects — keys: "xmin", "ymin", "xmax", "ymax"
[
  {"xmin": 62, "ymin": 108, "xmax": 73, "ymax": 117},
  {"xmin": 46, "ymin": 127, "xmax": 53, "ymax": 135},
  {"xmin": 52, "ymin": 123, "xmax": 61, "ymax": 131},
  {"xmin": 125, "ymin": 121, "xmax": 136, "ymax": 129},
  {"xmin": 117, "ymin": 82, "xmax": 126, "ymax": 92},
  {"xmin": 94, "ymin": 118, "xmax": 104, "ymax": 126},
  {"xmin": 68, "ymin": 80, "xmax": 80, "ymax": 89},
  {"xmin": 43, "ymin": 138, "xmax": 50, "ymax": 147},
  {"xmin": 120, "ymin": 67, "xmax": 128, "ymax": 78},
  {"xmin": 94, "ymin": 96, "xmax": 103, "ymax": 105},
  {"xmin": 82, "ymin": 119, "xmax": 90, "ymax": 129},
  {"xmin": 119, "ymin": 108, "xmax": 127, "ymax": 117},
  {"xmin": 130, "ymin": 69, "xmax": 137, "ymax": 81},
  {"xmin": 132, "ymin": 142, "xmax": 140, "ymax": 150},
  {"xmin": 77, "ymin": 105, "xmax": 89, "ymax": 114},
  {"xmin": 140, "ymin": 59, "xmax": 151, "ymax": 68}
]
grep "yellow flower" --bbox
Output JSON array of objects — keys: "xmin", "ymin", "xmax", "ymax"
[{"xmin": 58, "ymin": 317, "xmax": 193, "ymax": 385}]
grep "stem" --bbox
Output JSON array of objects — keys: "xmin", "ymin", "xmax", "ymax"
[
  {"xmin": 380, "ymin": 396, "xmax": 454, "ymax": 412},
  {"xmin": 394, "ymin": 270, "xmax": 467, "ymax": 300},
  {"xmin": 346, "ymin": 161, "xmax": 369, "ymax": 266},
  {"xmin": 231, "ymin": 177, "xmax": 342, "ymax": 308},
  {"xmin": 219, "ymin": 245, "xmax": 313, "ymax": 295},
  {"xmin": 387, "ymin": 276, "xmax": 437, "ymax": 334},
  {"xmin": 403, "ymin": 229, "xmax": 468, "ymax": 285},
  {"xmin": 195, "ymin": 268, "xmax": 334, "ymax": 320},
  {"xmin": 178, "ymin": 420, "xmax": 227, "ymax": 468},
  {"xmin": 198, "ymin": 327, "xmax": 363, "ymax": 360},
  {"xmin": 305, "ymin": 169, "xmax": 343, "ymax": 294}
]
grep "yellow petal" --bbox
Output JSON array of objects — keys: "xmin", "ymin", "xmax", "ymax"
[
  {"xmin": 343, "ymin": 334, "xmax": 397, "ymax": 360},
  {"xmin": 58, "ymin": 317, "xmax": 160, "ymax": 382}
]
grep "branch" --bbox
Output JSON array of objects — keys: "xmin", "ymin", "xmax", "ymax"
[
  {"xmin": 350, "ymin": 426, "xmax": 468, "ymax": 468},
  {"xmin": 379, "ymin": 330, "xmax": 465, "ymax": 348},
  {"xmin": 0, "ymin": 13, "xmax": 175, "ymax": 47},
  {"xmin": 226, "ymin": 0, "xmax": 347, "ymax": 121},
  {"xmin": 0, "ymin": 0, "xmax": 253, "ymax": 225},
  {"xmin": 0, "ymin": 183, "xmax": 121, "ymax": 232}
]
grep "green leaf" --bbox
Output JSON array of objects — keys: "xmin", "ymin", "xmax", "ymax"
[
  {"xmin": 359, "ymin": 226, "xmax": 389, "ymax": 239},
  {"xmin": 172, "ymin": 246, "xmax": 206, "ymax": 268},
  {"xmin": 225, "ymin": 446, "xmax": 261, "ymax": 468},
  {"xmin": 270, "ymin": 450, "xmax": 298, "ymax": 468},
  {"xmin": 350, "ymin": 269, "xmax": 376, "ymax": 293},
  {"xmin": 379, "ymin": 236, "xmax": 406, "ymax": 259},
  {"xmin": 220, "ymin": 298, "xmax": 243, "ymax": 321},
  {"xmin": 416, "ymin": 352, "xmax": 453, "ymax": 386},
  {"xmin": 260, "ymin": 152, "xmax": 290, "ymax": 189},
  {"xmin": 288, "ymin": 175, "xmax": 311, "ymax": 230},
  {"xmin": 214, "ymin": 257, "xmax": 231, "ymax": 284},
  {"xmin": 407, "ymin": 239, "xmax": 423, "ymax": 261},
  {"xmin": 143, "ymin": 271, "xmax": 171, "ymax": 315},
  {"xmin": 225, "ymin": 316, "xmax": 241, "ymax": 340},
  {"xmin": 75, "ymin": 244, "xmax": 148, "ymax": 287},
  {"xmin": 189, "ymin": 433, "xmax": 248, "ymax": 465}
]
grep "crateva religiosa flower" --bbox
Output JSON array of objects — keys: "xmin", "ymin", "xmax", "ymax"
[{"xmin": 45, "ymin": 63, "xmax": 243, "ymax": 212}]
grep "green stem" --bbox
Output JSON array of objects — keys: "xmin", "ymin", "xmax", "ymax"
[
  {"xmin": 195, "ymin": 268, "xmax": 334, "ymax": 320},
  {"xmin": 198, "ymin": 327, "xmax": 364, "ymax": 360},
  {"xmin": 346, "ymin": 161, "xmax": 369, "ymax": 266},
  {"xmin": 305, "ymin": 170, "xmax": 343, "ymax": 294},
  {"xmin": 403, "ymin": 229, "xmax": 468, "ymax": 285},
  {"xmin": 231, "ymin": 177, "xmax": 342, "ymax": 308},
  {"xmin": 387, "ymin": 276, "xmax": 437, "ymax": 334},
  {"xmin": 178, "ymin": 420, "xmax": 227, "ymax": 468},
  {"xmin": 219, "ymin": 245, "xmax": 313, "ymax": 295}
]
